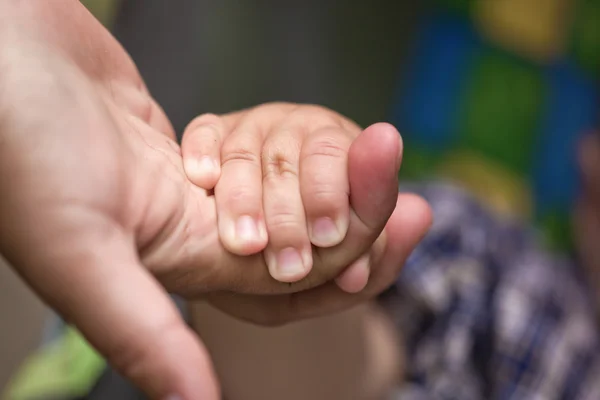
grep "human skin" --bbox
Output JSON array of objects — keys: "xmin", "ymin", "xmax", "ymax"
[
  {"xmin": 0, "ymin": 1, "xmax": 431, "ymax": 399},
  {"xmin": 181, "ymin": 105, "xmax": 409, "ymax": 400},
  {"xmin": 180, "ymin": 117, "xmax": 600, "ymax": 399},
  {"xmin": 180, "ymin": 104, "xmax": 411, "ymax": 293},
  {"xmin": 190, "ymin": 302, "xmax": 403, "ymax": 400}
]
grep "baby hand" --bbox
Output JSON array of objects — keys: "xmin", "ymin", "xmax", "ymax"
[{"xmin": 181, "ymin": 103, "xmax": 401, "ymax": 292}]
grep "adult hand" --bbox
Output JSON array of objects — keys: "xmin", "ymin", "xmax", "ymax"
[{"xmin": 0, "ymin": 1, "xmax": 431, "ymax": 399}]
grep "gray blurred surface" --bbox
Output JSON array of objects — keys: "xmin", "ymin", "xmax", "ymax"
[
  {"xmin": 113, "ymin": 0, "xmax": 426, "ymax": 135},
  {"xmin": 0, "ymin": 258, "xmax": 46, "ymax": 392}
]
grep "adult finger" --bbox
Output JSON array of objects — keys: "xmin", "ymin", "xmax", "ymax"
[
  {"xmin": 334, "ymin": 253, "xmax": 371, "ymax": 294},
  {"xmin": 289, "ymin": 193, "xmax": 432, "ymax": 319}
]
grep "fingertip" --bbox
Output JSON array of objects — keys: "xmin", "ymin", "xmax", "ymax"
[
  {"xmin": 219, "ymin": 215, "xmax": 269, "ymax": 256},
  {"xmin": 309, "ymin": 216, "xmax": 348, "ymax": 248},
  {"xmin": 181, "ymin": 115, "xmax": 224, "ymax": 190},
  {"xmin": 265, "ymin": 247, "xmax": 313, "ymax": 283},
  {"xmin": 362, "ymin": 122, "xmax": 401, "ymax": 140},
  {"xmin": 335, "ymin": 255, "xmax": 370, "ymax": 293},
  {"xmin": 360, "ymin": 122, "xmax": 403, "ymax": 169},
  {"xmin": 344, "ymin": 194, "xmax": 430, "ymax": 301},
  {"xmin": 183, "ymin": 156, "xmax": 221, "ymax": 190},
  {"xmin": 385, "ymin": 193, "xmax": 433, "ymax": 251},
  {"xmin": 400, "ymin": 193, "xmax": 433, "ymax": 230}
]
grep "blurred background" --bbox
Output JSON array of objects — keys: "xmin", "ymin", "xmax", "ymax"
[{"xmin": 1, "ymin": 0, "xmax": 599, "ymax": 397}]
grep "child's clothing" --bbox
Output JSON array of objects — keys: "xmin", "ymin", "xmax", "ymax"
[{"xmin": 386, "ymin": 184, "xmax": 600, "ymax": 399}]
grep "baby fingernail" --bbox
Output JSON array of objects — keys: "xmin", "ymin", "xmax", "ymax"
[
  {"xmin": 198, "ymin": 156, "xmax": 218, "ymax": 175},
  {"xmin": 310, "ymin": 217, "xmax": 344, "ymax": 247},
  {"xmin": 236, "ymin": 215, "xmax": 260, "ymax": 242},
  {"xmin": 274, "ymin": 247, "xmax": 308, "ymax": 281},
  {"xmin": 184, "ymin": 156, "xmax": 217, "ymax": 180}
]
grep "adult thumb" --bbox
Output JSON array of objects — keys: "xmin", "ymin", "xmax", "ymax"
[{"xmin": 5, "ymin": 217, "xmax": 219, "ymax": 400}]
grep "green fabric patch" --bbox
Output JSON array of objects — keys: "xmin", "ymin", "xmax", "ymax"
[
  {"xmin": 399, "ymin": 141, "xmax": 443, "ymax": 180},
  {"xmin": 4, "ymin": 328, "xmax": 105, "ymax": 400},
  {"xmin": 457, "ymin": 48, "xmax": 545, "ymax": 175},
  {"xmin": 538, "ymin": 211, "xmax": 574, "ymax": 252},
  {"xmin": 570, "ymin": 0, "xmax": 600, "ymax": 78}
]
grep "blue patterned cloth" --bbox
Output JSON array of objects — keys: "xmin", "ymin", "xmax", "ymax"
[{"xmin": 382, "ymin": 183, "xmax": 600, "ymax": 400}]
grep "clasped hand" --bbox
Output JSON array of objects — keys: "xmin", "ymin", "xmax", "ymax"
[{"xmin": 0, "ymin": 2, "xmax": 431, "ymax": 399}]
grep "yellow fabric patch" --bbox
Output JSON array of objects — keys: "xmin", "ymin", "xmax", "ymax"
[
  {"xmin": 437, "ymin": 150, "xmax": 533, "ymax": 219},
  {"xmin": 474, "ymin": 0, "xmax": 573, "ymax": 63}
]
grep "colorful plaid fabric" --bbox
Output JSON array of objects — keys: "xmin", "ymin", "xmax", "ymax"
[{"xmin": 382, "ymin": 183, "xmax": 600, "ymax": 399}]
